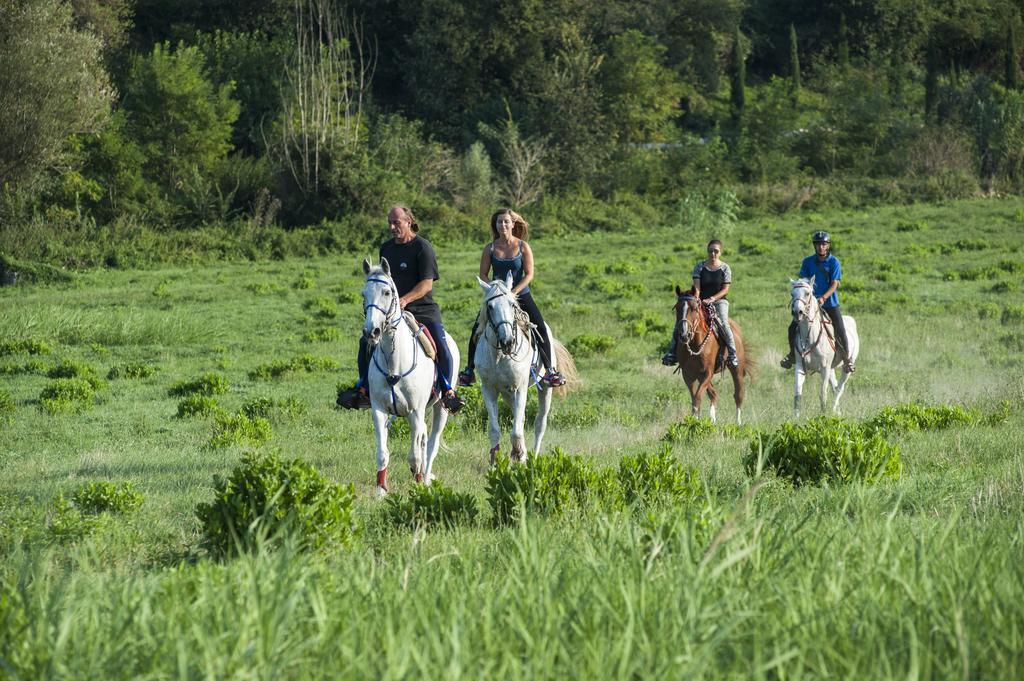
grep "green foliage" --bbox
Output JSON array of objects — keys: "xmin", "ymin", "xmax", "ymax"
[
  {"xmin": 746, "ymin": 417, "xmax": 902, "ymax": 485},
  {"xmin": 249, "ymin": 354, "xmax": 339, "ymax": 380},
  {"xmin": 676, "ymin": 188, "xmax": 740, "ymax": 237},
  {"xmin": 486, "ymin": 449, "xmax": 616, "ymax": 525},
  {"xmin": 107, "ymin": 361, "xmax": 158, "ymax": 379},
  {"xmin": 46, "ymin": 359, "xmax": 104, "ymax": 390},
  {"xmin": 0, "ymin": 338, "xmax": 52, "ymax": 356},
  {"xmin": 176, "ymin": 395, "xmax": 223, "ymax": 419},
  {"xmin": 39, "ymin": 378, "xmax": 96, "ymax": 414},
  {"xmin": 208, "ymin": 412, "xmax": 273, "ymax": 449},
  {"xmin": 168, "ymin": 372, "xmax": 229, "ymax": 397},
  {"xmin": 567, "ymin": 333, "xmax": 616, "ymax": 357},
  {"xmin": 863, "ymin": 403, "xmax": 980, "ymax": 437},
  {"xmin": 617, "ymin": 446, "xmax": 705, "ymax": 508},
  {"xmin": 0, "ymin": 389, "xmax": 14, "ymax": 425},
  {"xmin": 385, "ymin": 481, "xmax": 480, "ymax": 530},
  {"xmin": 70, "ymin": 481, "xmax": 144, "ymax": 516},
  {"xmin": 195, "ymin": 451, "xmax": 357, "ymax": 556},
  {"xmin": 620, "ymin": 310, "xmax": 669, "ymax": 338},
  {"xmin": 303, "ymin": 297, "xmax": 338, "ymax": 319},
  {"xmin": 240, "ymin": 396, "xmax": 306, "ymax": 422},
  {"xmin": 303, "ymin": 327, "xmax": 340, "ymax": 343},
  {"xmin": 46, "ymin": 494, "xmax": 101, "ymax": 542},
  {"xmin": 601, "ymin": 30, "xmax": 685, "ymax": 144},
  {"xmin": 0, "ymin": 360, "xmax": 46, "ymax": 376},
  {"xmin": 664, "ymin": 417, "xmax": 716, "ymax": 443}
]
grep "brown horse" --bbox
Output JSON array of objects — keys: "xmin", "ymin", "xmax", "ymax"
[{"xmin": 670, "ymin": 286, "xmax": 755, "ymax": 424}]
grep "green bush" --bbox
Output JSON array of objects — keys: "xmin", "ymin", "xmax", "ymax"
[
  {"xmin": 195, "ymin": 451, "xmax": 357, "ymax": 556},
  {"xmin": 46, "ymin": 358, "xmax": 104, "ymax": 390},
  {"xmin": 567, "ymin": 333, "xmax": 616, "ymax": 357},
  {"xmin": 1002, "ymin": 305, "xmax": 1024, "ymax": 324},
  {"xmin": 0, "ymin": 359, "xmax": 47, "ymax": 376},
  {"xmin": 0, "ymin": 338, "xmax": 52, "ymax": 356},
  {"xmin": 303, "ymin": 296, "xmax": 338, "ymax": 319},
  {"xmin": 240, "ymin": 395, "xmax": 305, "ymax": 422},
  {"xmin": 70, "ymin": 481, "xmax": 144, "ymax": 515},
  {"xmin": 303, "ymin": 327, "xmax": 340, "ymax": 343},
  {"xmin": 746, "ymin": 417, "xmax": 902, "ymax": 485},
  {"xmin": 292, "ymin": 274, "xmax": 316, "ymax": 290},
  {"xmin": 39, "ymin": 378, "xmax": 96, "ymax": 414},
  {"xmin": 168, "ymin": 372, "xmax": 229, "ymax": 397},
  {"xmin": 47, "ymin": 495, "xmax": 101, "ymax": 542},
  {"xmin": 617, "ymin": 446, "xmax": 705, "ymax": 508},
  {"xmin": 0, "ymin": 389, "xmax": 14, "ymax": 424},
  {"xmin": 176, "ymin": 394, "xmax": 223, "ymax": 418},
  {"xmin": 107, "ymin": 361, "xmax": 158, "ymax": 379},
  {"xmin": 208, "ymin": 412, "xmax": 272, "ymax": 448},
  {"xmin": 486, "ymin": 448, "xmax": 616, "ymax": 525},
  {"xmin": 664, "ymin": 417, "xmax": 716, "ymax": 443},
  {"xmin": 863, "ymin": 403, "xmax": 980, "ymax": 437},
  {"xmin": 249, "ymin": 354, "xmax": 338, "ymax": 380},
  {"xmin": 385, "ymin": 481, "xmax": 480, "ymax": 530}
]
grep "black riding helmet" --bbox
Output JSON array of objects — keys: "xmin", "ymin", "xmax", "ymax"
[{"xmin": 812, "ymin": 230, "xmax": 831, "ymax": 244}]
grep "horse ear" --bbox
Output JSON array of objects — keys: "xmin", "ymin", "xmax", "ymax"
[
  {"xmin": 380, "ymin": 257, "xmax": 391, "ymax": 276},
  {"xmin": 362, "ymin": 258, "xmax": 371, "ymax": 274},
  {"xmin": 505, "ymin": 271, "xmax": 514, "ymax": 289},
  {"xmin": 477, "ymin": 276, "xmax": 490, "ymax": 291},
  {"xmin": 808, "ymin": 275, "xmax": 815, "ymax": 288},
  {"xmin": 675, "ymin": 284, "xmax": 683, "ymax": 296}
]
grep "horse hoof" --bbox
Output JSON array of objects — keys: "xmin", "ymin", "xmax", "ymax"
[
  {"xmin": 376, "ymin": 486, "xmax": 387, "ymax": 498},
  {"xmin": 489, "ymin": 446, "xmax": 500, "ymax": 466},
  {"xmin": 415, "ymin": 472, "xmax": 424, "ymax": 483},
  {"xmin": 376, "ymin": 469, "xmax": 388, "ymax": 492}
]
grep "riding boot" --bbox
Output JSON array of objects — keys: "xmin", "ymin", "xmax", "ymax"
[
  {"xmin": 780, "ymin": 321, "xmax": 797, "ymax": 369},
  {"xmin": 661, "ymin": 337, "xmax": 677, "ymax": 366},
  {"xmin": 720, "ymin": 320, "xmax": 739, "ymax": 367}
]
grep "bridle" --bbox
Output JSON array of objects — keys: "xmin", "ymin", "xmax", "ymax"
[
  {"xmin": 674, "ymin": 294, "xmax": 715, "ymax": 356},
  {"xmin": 791, "ymin": 282, "xmax": 826, "ymax": 358},
  {"xmin": 483, "ymin": 285, "xmax": 526, "ymax": 358},
  {"xmin": 363, "ymin": 273, "xmax": 421, "ymax": 414},
  {"xmin": 363, "ymin": 276, "xmax": 401, "ymax": 339}
]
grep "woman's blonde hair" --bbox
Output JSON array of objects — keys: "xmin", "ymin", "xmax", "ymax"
[
  {"xmin": 389, "ymin": 204, "xmax": 420, "ymax": 233},
  {"xmin": 490, "ymin": 208, "xmax": 529, "ymax": 241}
]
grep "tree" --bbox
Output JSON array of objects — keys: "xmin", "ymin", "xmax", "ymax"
[
  {"xmin": 1007, "ymin": 21, "xmax": 1020, "ymax": 90},
  {"xmin": 0, "ymin": 0, "xmax": 113, "ymax": 191},
  {"xmin": 601, "ymin": 30, "xmax": 685, "ymax": 145},
  {"xmin": 789, "ymin": 23, "xmax": 801, "ymax": 102},
  {"xmin": 838, "ymin": 13, "xmax": 850, "ymax": 71},
  {"xmin": 729, "ymin": 26, "xmax": 746, "ymax": 125},
  {"xmin": 123, "ymin": 42, "xmax": 239, "ymax": 188}
]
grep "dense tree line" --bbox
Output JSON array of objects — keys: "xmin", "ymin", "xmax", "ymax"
[{"xmin": 2, "ymin": 0, "xmax": 1024, "ymax": 242}]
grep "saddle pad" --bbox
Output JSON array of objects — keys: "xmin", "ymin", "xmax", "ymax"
[{"xmin": 403, "ymin": 312, "xmax": 437, "ymax": 360}]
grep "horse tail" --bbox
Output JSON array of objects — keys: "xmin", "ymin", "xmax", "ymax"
[
  {"xmin": 551, "ymin": 337, "xmax": 579, "ymax": 397},
  {"xmin": 743, "ymin": 342, "xmax": 758, "ymax": 383}
]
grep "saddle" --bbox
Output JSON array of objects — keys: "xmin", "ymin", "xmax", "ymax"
[{"xmin": 402, "ymin": 312, "xmax": 437, "ymax": 360}]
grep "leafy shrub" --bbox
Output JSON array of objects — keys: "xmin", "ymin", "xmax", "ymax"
[
  {"xmin": 47, "ymin": 495, "xmax": 101, "ymax": 542},
  {"xmin": 0, "ymin": 389, "xmax": 14, "ymax": 424},
  {"xmin": 0, "ymin": 359, "xmax": 47, "ymax": 376},
  {"xmin": 863, "ymin": 403, "xmax": 979, "ymax": 437},
  {"xmin": 241, "ymin": 395, "xmax": 305, "ymax": 422},
  {"xmin": 586, "ymin": 277, "xmax": 646, "ymax": 298},
  {"xmin": 168, "ymin": 372, "xmax": 229, "ymax": 397},
  {"xmin": 617, "ymin": 446, "xmax": 704, "ymax": 508},
  {"xmin": 107, "ymin": 361, "xmax": 158, "ymax": 379},
  {"xmin": 486, "ymin": 448, "xmax": 616, "ymax": 525},
  {"xmin": 385, "ymin": 481, "xmax": 480, "ymax": 530},
  {"xmin": 292, "ymin": 274, "xmax": 316, "ymax": 290},
  {"xmin": 304, "ymin": 296, "xmax": 338, "ymax": 319},
  {"xmin": 39, "ymin": 378, "xmax": 96, "ymax": 414},
  {"xmin": 1002, "ymin": 305, "xmax": 1024, "ymax": 324},
  {"xmin": 71, "ymin": 481, "xmax": 144, "ymax": 515},
  {"xmin": 336, "ymin": 290, "xmax": 359, "ymax": 305},
  {"xmin": 664, "ymin": 417, "xmax": 716, "ymax": 443},
  {"xmin": 208, "ymin": 412, "xmax": 273, "ymax": 448},
  {"xmin": 737, "ymin": 237, "xmax": 771, "ymax": 256},
  {"xmin": 249, "ymin": 354, "xmax": 338, "ymax": 380},
  {"xmin": 195, "ymin": 451, "xmax": 357, "ymax": 556},
  {"xmin": 620, "ymin": 310, "xmax": 669, "ymax": 338},
  {"xmin": 0, "ymin": 338, "xmax": 52, "ymax": 356},
  {"xmin": 47, "ymin": 358, "xmax": 104, "ymax": 390},
  {"xmin": 896, "ymin": 219, "xmax": 927, "ymax": 232},
  {"xmin": 177, "ymin": 394, "xmax": 223, "ymax": 418},
  {"xmin": 605, "ymin": 261, "xmax": 638, "ymax": 275},
  {"xmin": 303, "ymin": 327, "xmax": 340, "ymax": 343},
  {"xmin": 568, "ymin": 333, "xmax": 616, "ymax": 357},
  {"xmin": 977, "ymin": 302, "xmax": 1002, "ymax": 320},
  {"xmin": 745, "ymin": 417, "xmax": 902, "ymax": 485}
]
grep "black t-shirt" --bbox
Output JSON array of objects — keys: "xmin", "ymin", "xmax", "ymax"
[{"xmin": 379, "ymin": 235, "xmax": 442, "ymax": 324}]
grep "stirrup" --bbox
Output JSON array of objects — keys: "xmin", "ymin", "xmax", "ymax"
[
  {"xmin": 457, "ymin": 368, "xmax": 476, "ymax": 386},
  {"xmin": 441, "ymin": 390, "xmax": 465, "ymax": 414},
  {"xmin": 540, "ymin": 370, "xmax": 566, "ymax": 388},
  {"xmin": 337, "ymin": 385, "xmax": 370, "ymax": 410},
  {"xmin": 843, "ymin": 359, "xmax": 856, "ymax": 373},
  {"xmin": 661, "ymin": 352, "xmax": 677, "ymax": 366}
]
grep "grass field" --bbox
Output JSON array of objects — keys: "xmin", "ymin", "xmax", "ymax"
[{"xmin": 2, "ymin": 198, "xmax": 1023, "ymax": 678}]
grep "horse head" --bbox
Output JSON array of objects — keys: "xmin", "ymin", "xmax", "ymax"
[
  {"xmin": 362, "ymin": 257, "xmax": 399, "ymax": 346},
  {"xmin": 673, "ymin": 285, "xmax": 703, "ymax": 345},
  {"xmin": 789, "ymin": 276, "xmax": 817, "ymax": 322},
  {"xmin": 478, "ymin": 274, "xmax": 520, "ymax": 355}
]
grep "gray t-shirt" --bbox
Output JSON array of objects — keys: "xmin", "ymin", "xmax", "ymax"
[{"xmin": 692, "ymin": 260, "xmax": 732, "ymax": 299}]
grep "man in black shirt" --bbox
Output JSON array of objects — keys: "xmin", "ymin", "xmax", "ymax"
[{"xmin": 338, "ymin": 205, "xmax": 465, "ymax": 413}]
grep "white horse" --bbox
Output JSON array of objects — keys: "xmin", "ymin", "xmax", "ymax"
[
  {"xmin": 474, "ymin": 274, "xmax": 576, "ymax": 464},
  {"xmin": 361, "ymin": 258, "xmax": 459, "ymax": 496},
  {"xmin": 789, "ymin": 277, "xmax": 860, "ymax": 417}
]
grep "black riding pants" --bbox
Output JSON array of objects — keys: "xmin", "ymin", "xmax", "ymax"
[
  {"xmin": 466, "ymin": 291, "xmax": 554, "ymax": 372},
  {"xmin": 787, "ymin": 306, "xmax": 850, "ymax": 358}
]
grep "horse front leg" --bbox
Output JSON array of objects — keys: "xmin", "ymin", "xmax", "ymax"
[
  {"xmin": 706, "ymin": 382, "xmax": 718, "ymax": 425},
  {"xmin": 820, "ymin": 368, "xmax": 834, "ymax": 412},
  {"xmin": 424, "ymin": 401, "xmax": 449, "ymax": 484},
  {"xmin": 793, "ymin": 363, "xmax": 807, "ymax": 418},
  {"xmin": 407, "ymin": 409, "xmax": 427, "ymax": 483},
  {"xmin": 510, "ymin": 387, "xmax": 528, "ymax": 463},
  {"xmin": 371, "ymin": 408, "xmax": 391, "ymax": 497},
  {"xmin": 533, "ymin": 385, "xmax": 553, "ymax": 455},
  {"xmin": 480, "ymin": 381, "xmax": 502, "ymax": 466}
]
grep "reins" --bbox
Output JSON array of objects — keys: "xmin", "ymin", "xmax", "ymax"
[
  {"xmin": 483, "ymin": 288, "xmax": 530, "ymax": 360},
  {"xmin": 792, "ymin": 284, "xmax": 835, "ymax": 359},
  {"xmin": 364, "ymin": 274, "xmax": 425, "ymax": 415},
  {"xmin": 674, "ymin": 295, "xmax": 716, "ymax": 357}
]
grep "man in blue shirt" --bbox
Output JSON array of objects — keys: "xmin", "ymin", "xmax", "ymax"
[{"xmin": 780, "ymin": 231, "xmax": 855, "ymax": 373}]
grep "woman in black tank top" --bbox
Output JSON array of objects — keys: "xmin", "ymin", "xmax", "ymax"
[{"xmin": 458, "ymin": 209, "xmax": 565, "ymax": 388}]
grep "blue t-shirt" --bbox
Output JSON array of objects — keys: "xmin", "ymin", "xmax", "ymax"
[{"xmin": 799, "ymin": 254, "xmax": 842, "ymax": 309}]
